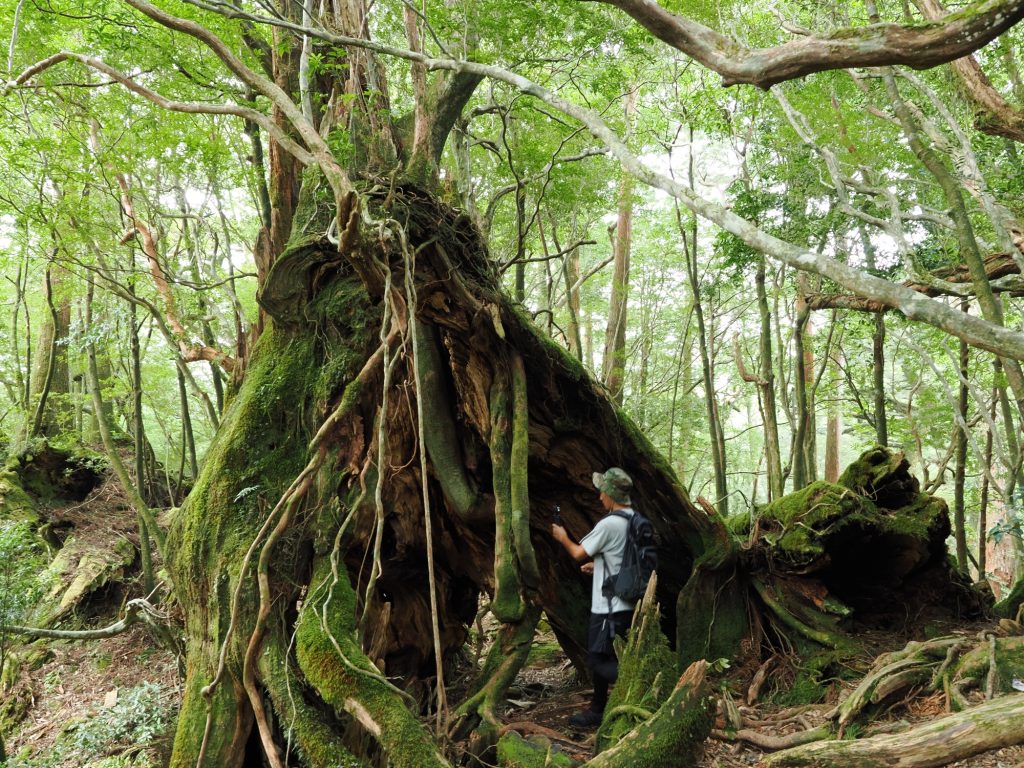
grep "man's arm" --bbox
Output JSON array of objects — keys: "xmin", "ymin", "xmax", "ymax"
[{"xmin": 552, "ymin": 524, "xmax": 590, "ymax": 563}]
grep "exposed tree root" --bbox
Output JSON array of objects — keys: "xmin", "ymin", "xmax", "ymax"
[
  {"xmin": 712, "ymin": 725, "xmax": 831, "ymax": 751},
  {"xmin": 1, "ymin": 598, "xmax": 178, "ymax": 654}
]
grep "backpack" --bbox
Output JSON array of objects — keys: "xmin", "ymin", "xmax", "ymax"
[{"xmin": 603, "ymin": 509, "xmax": 658, "ymax": 603}]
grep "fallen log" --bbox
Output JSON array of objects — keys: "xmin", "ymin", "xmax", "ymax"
[{"xmin": 762, "ymin": 692, "xmax": 1024, "ymax": 767}]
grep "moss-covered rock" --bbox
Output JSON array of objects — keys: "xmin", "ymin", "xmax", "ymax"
[{"xmin": 32, "ymin": 536, "xmax": 135, "ymax": 625}]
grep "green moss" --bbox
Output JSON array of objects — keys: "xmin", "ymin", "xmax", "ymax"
[
  {"xmin": 261, "ymin": 633, "xmax": 366, "ymax": 768},
  {"xmin": 525, "ymin": 640, "xmax": 562, "ymax": 667},
  {"xmin": 953, "ymin": 636, "xmax": 1024, "ymax": 694},
  {"xmin": 286, "ymin": 166, "xmax": 338, "ymax": 254},
  {"xmin": 598, "ymin": 599, "xmax": 678, "ymax": 753},
  {"xmin": 761, "ymin": 480, "xmax": 873, "ymax": 562},
  {"xmin": 676, "ymin": 559, "xmax": 748, "ymax": 668},
  {"xmin": 496, "ymin": 731, "xmax": 572, "ymax": 768},
  {"xmin": 0, "ymin": 471, "xmax": 37, "ymax": 524},
  {"xmin": 295, "ymin": 559, "xmax": 448, "ymax": 768},
  {"xmin": 994, "ymin": 578, "xmax": 1024, "ymax": 620}
]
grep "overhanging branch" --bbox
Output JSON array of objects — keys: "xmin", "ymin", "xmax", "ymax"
[{"xmin": 589, "ymin": 0, "xmax": 1024, "ymax": 89}]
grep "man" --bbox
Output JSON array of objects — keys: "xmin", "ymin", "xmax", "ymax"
[{"xmin": 551, "ymin": 467, "xmax": 637, "ymax": 728}]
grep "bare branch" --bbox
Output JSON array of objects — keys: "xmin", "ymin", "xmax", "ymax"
[{"xmin": 589, "ymin": 0, "xmax": 1024, "ymax": 89}]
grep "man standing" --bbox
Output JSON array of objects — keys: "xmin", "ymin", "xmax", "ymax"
[{"xmin": 551, "ymin": 467, "xmax": 637, "ymax": 728}]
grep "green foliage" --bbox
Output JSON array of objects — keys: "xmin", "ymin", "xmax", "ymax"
[
  {"xmin": 0, "ymin": 521, "xmax": 48, "ymax": 633},
  {"xmin": 6, "ymin": 682, "xmax": 172, "ymax": 768}
]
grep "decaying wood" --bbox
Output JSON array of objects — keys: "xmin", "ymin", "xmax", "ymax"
[{"xmin": 763, "ymin": 692, "xmax": 1024, "ymax": 767}]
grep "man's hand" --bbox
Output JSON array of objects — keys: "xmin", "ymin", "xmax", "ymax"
[
  {"xmin": 580, "ymin": 562, "xmax": 594, "ymax": 575},
  {"xmin": 551, "ymin": 523, "xmax": 568, "ymax": 543}
]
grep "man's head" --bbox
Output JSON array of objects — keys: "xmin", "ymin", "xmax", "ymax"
[{"xmin": 592, "ymin": 467, "xmax": 633, "ymax": 508}]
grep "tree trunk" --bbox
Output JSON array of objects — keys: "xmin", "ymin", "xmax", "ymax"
[
  {"xmin": 28, "ymin": 262, "xmax": 72, "ymax": 438},
  {"xmin": 953, "ymin": 306, "xmax": 970, "ymax": 574},
  {"xmin": 603, "ymin": 88, "xmax": 637, "ymax": 405},
  {"xmin": 757, "ymin": 257, "xmax": 784, "ymax": 500}
]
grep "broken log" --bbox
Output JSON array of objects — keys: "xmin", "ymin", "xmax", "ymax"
[{"xmin": 762, "ymin": 692, "xmax": 1024, "ymax": 767}]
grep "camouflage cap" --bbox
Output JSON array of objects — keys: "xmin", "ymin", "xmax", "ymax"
[{"xmin": 592, "ymin": 467, "xmax": 633, "ymax": 505}]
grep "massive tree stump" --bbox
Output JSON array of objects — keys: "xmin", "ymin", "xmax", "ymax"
[{"xmin": 165, "ymin": 179, "xmax": 719, "ymax": 767}]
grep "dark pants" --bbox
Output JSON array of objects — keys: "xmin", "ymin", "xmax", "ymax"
[{"xmin": 586, "ymin": 609, "xmax": 634, "ymax": 713}]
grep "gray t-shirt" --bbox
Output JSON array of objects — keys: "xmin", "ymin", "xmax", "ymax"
[{"xmin": 581, "ymin": 509, "xmax": 635, "ymax": 614}]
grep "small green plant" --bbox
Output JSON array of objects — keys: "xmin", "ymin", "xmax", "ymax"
[
  {"xmin": 72, "ymin": 682, "xmax": 171, "ymax": 756},
  {"xmin": 6, "ymin": 683, "xmax": 172, "ymax": 768},
  {"xmin": 0, "ymin": 522, "xmax": 49, "ymax": 688}
]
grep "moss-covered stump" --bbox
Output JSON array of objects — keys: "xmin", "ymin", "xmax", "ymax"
[
  {"xmin": 753, "ymin": 448, "xmax": 978, "ymax": 641},
  {"xmin": 586, "ymin": 660, "xmax": 711, "ymax": 768},
  {"xmin": 994, "ymin": 578, "xmax": 1024, "ymax": 620},
  {"xmin": 596, "ymin": 577, "xmax": 678, "ymax": 754},
  {"xmin": 8, "ymin": 441, "xmax": 104, "ymax": 503}
]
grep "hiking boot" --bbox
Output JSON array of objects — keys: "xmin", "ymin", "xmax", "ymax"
[{"xmin": 568, "ymin": 709, "xmax": 603, "ymax": 728}]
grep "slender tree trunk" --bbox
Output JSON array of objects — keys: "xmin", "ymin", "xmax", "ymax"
[
  {"xmin": 757, "ymin": 257, "xmax": 784, "ymax": 500},
  {"xmin": 791, "ymin": 293, "xmax": 812, "ymax": 490},
  {"xmin": 979, "ymin": 383, "xmax": 999, "ymax": 579},
  {"xmin": 603, "ymin": 89, "xmax": 637, "ymax": 405},
  {"xmin": 677, "ymin": 128, "xmax": 728, "ymax": 513},
  {"xmin": 29, "ymin": 264, "xmax": 61, "ymax": 439},
  {"xmin": 515, "ymin": 184, "xmax": 527, "ymax": 303},
  {"xmin": 84, "ymin": 275, "xmax": 165, "ymax": 566},
  {"xmin": 177, "ymin": 366, "xmax": 198, "ymax": 480},
  {"xmin": 953, "ymin": 302, "xmax": 971, "ymax": 574},
  {"xmin": 562, "ymin": 241, "xmax": 584, "ymax": 359},
  {"xmin": 825, "ymin": 409, "xmax": 841, "ymax": 482}
]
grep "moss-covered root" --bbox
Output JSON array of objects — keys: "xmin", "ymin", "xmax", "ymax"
[
  {"xmin": 676, "ymin": 557, "xmax": 748, "ymax": 668},
  {"xmin": 295, "ymin": 559, "xmax": 451, "ymax": 768},
  {"xmin": 994, "ymin": 577, "xmax": 1024, "ymax": 620},
  {"xmin": 260, "ymin": 631, "xmax": 368, "ymax": 768},
  {"xmin": 451, "ymin": 353, "xmax": 541, "ymax": 756},
  {"xmin": 834, "ymin": 637, "xmax": 961, "ymax": 728},
  {"xmin": 496, "ymin": 731, "xmax": 574, "ymax": 768},
  {"xmin": 596, "ymin": 576, "xmax": 678, "ymax": 754},
  {"xmin": 583, "ymin": 660, "xmax": 711, "ymax": 768},
  {"xmin": 950, "ymin": 634, "xmax": 1024, "ymax": 698},
  {"xmin": 763, "ymin": 693, "xmax": 1024, "ymax": 768}
]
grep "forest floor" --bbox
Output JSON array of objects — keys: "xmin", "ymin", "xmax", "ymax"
[
  {"xmin": 489, "ymin": 616, "xmax": 1024, "ymax": 768},
  {"xmin": 4, "ymin": 472, "xmax": 1024, "ymax": 767}
]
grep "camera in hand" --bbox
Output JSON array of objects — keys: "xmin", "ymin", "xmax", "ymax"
[{"xmin": 553, "ymin": 505, "xmax": 563, "ymax": 526}]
